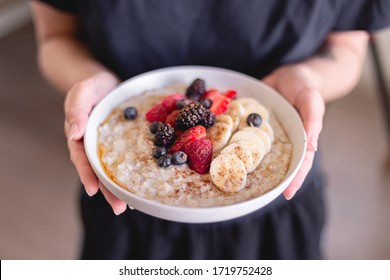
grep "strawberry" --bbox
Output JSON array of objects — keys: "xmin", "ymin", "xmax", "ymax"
[
  {"xmin": 201, "ymin": 89, "xmax": 220, "ymax": 101},
  {"xmin": 161, "ymin": 94, "xmax": 185, "ymax": 112},
  {"xmin": 165, "ymin": 109, "xmax": 180, "ymax": 128},
  {"xmin": 210, "ymin": 94, "xmax": 230, "ymax": 115},
  {"xmin": 169, "ymin": 125, "xmax": 206, "ymax": 153},
  {"xmin": 224, "ymin": 89, "xmax": 237, "ymax": 99},
  {"xmin": 182, "ymin": 138, "xmax": 213, "ymax": 174},
  {"xmin": 145, "ymin": 103, "xmax": 168, "ymax": 122}
]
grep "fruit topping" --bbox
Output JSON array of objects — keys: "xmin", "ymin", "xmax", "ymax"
[
  {"xmin": 186, "ymin": 78, "xmax": 206, "ymax": 100},
  {"xmin": 176, "ymin": 102, "xmax": 206, "ymax": 130},
  {"xmin": 146, "ymin": 103, "xmax": 168, "ymax": 123},
  {"xmin": 176, "ymin": 99, "xmax": 192, "ymax": 109},
  {"xmin": 164, "ymin": 109, "xmax": 180, "ymax": 129},
  {"xmin": 152, "ymin": 146, "xmax": 167, "ymax": 159},
  {"xmin": 172, "ymin": 151, "xmax": 188, "ymax": 165},
  {"xmin": 169, "ymin": 125, "xmax": 206, "ymax": 153},
  {"xmin": 123, "ymin": 106, "xmax": 138, "ymax": 120},
  {"xmin": 199, "ymin": 98, "xmax": 212, "ymax": 109},
  {"xmin": 182, "ymin": 138, "xmax": 213, "ymax": 174},
  {"xmin": 157, "ymin": 154, "xmax": 172, "ymax": 168},
  {"xmin": 224, "ymin": 90, "xmax": 237, "ymax": 99},
  {"xmin": 246, "ymin": 113, "xmax": 262, "ymax": 127},
  {"xmin": 201, "ymin": 89, "xmax": 230, "ymax": 115},
  {"xmin": 154, "ymin": 124, "xmax": 175, "ymax": 147},
  {"xmin": 162, "ymin": 94, "xmax": 185, "ymax": 111},
  {"xmin": 149, "ymin": 121, "xmax": 164, "ymax": 134},
  {"xmin": 200, "ymin": 110, "xmax": 216, "ymax": 128}
]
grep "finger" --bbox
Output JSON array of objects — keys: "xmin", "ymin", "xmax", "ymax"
[
  {"xmin": 262, "ymin": 73, "xmax": 277, "ymax": 88},
  {"xmin": 99, "ymin": 182, "xmax": 127, "ymax": 215},
  {"xmin": 283, "ymin": 150, "xmax": 315, "ymax": 199},
  {"xmin": 67, "ymin": 138, "xmax": 99, "ymax": 196},
  {"xmin": 295, "ymin": 87, "xmax": 325, "ymax": 152}
]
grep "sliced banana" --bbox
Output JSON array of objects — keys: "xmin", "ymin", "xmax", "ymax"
[
  {"xmin": 236, "ymin": 140, "xmax": 266, "ymax": 172},
  {"xmin": 216, "ymin": 114, "xmax": 234, "ymax": 129},
  {"xmin": 259, "ymin": 121, "xmax": 274, "ymax": 141},
  {"xmin": 241, "ymin": 127, "xmax": 272, "ymax": 152},
  {"xmin": 210, "ymin": 153, "xmax": 247, "ymax": 192},
  {"xmin": 221, "ymin": 142, "xmax": 253, "ymax": 172},
  {"xmin": 229, "ymin": 130, "xmax": 263, "ymax": 146},
  {"xmin": 207, "ymin": 121, "xmax": 233, "ymax": 153},
  {"xmin": 224, "ymin": 100, "xmax": 244, "ymax": 131}
]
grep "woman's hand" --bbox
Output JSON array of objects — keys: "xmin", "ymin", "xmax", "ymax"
[
  {"xmin": 263, "ymin": 65, "xmax": 325, "ymax": 199},
  {"xmin": 64, "ymin": 72, "xmax": 128, "ymax": 215}
]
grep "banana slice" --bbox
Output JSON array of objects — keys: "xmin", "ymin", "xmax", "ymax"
[
  {"xmin": 224, "ymin": 100, "xmax": 244, "ymax": 131},
  {"xmin": 229, "ymin": 130, "xmax": 263, "ymax": 146},
  {"xmin": 221, "ymin": 142, "xmax": 253, "ymax": 172},
  {"xmin": 237, "ymin": 98, "xmax": 270, "ymax": 130},
  {"xmin": 210, "ymin": 153, "xmax": 247, "ymax": 192},
  {"xmin": 235, "ymin": 140, "xmax": 266, "ymax": 172},
  {"xmin": 207, "ymin": 120, "xmax": 233, "ymax": 153},
  {"xmin": 241, "ymin": 127, "xmax": 272, "ymax": 152},
  {"xmin": 259, "ymin": 121, "xmax": 274, "ymax": 141},
  {"xmin": 216, "ymin": 114, "xmax": 234, "ymax": 128}
]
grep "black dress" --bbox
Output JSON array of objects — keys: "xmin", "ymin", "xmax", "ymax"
[{"xmin": 36, "ymin": 0, "xmax": 390, "ymax": 259}]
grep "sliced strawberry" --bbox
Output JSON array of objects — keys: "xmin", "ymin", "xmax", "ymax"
[
  {"xmin": 145, "ymin": 103, "xmax": 168, "ymax": 123},
  {"xmin": 161, "ymin": 94, "xmax": 185, "ymax": 112},
  {"xmin": 224, "ymin": 89, "xmax": 237, "ymax": 99},
  {"xmin": 165, "ymin": 109, "xmax": 180, "ymax": 128},
  {"xmin": 201, "ymin": 89, "xmax": 221, "ymax": 101},
  {"xmin": 169, "ymin": 125, "xmax": 206, "ymax": 153},
  {"xmin": 210, "ymin": 95, "xmax": 230, "ymax": 115},
  {"xmin": 182, "ymin": 138, "xmax": 213, "ymax": 174}
]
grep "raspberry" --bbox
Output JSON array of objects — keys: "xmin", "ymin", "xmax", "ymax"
[
  {"xmin": 176, "ymin": 102, "xmax": 206, "ymax": 130},
  {"xmin": 186, "ymin": 79, "xmax": 206, "ymax": 100},
  {"xmin": 154, "ymin": 124, "xmax": 175, "ymax": 147},
  {"xmin": 169, "ymin": 125, "xmax": 206, "ymax": 153},
  {"xmin": 182, "ymin": 138, "xmax": 213, "ymax": 174},
  {"xmin": 146, "ymin": 103, "xmax": 168, "ymax": 123}
]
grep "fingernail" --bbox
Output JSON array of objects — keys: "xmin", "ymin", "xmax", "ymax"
[
  {"xmin": 113, "ymin": 204, "xmax": 127, "ymax": 216},
  {"xmin": 284, "ymin": 192, "xmax": 295, "ymax": 200},
  {"xmin": 69, "ymin": 123, "xmax": 78, "ymax": 140},
  {"xmin": 85, "ymin": 187, "xmax": 97, "ymax": 197},
  {"xmin": 308, "ymin": 136, "xmax": 318, "ymax": 152}
]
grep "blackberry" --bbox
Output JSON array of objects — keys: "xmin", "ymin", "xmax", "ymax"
[
  {"xmin": 172, "ymin": 151, "xmax": 187, "ymax": 165},
  {"xmin": 199, "ymin": 98, "xmax": 212, "ymax": 109},
  {"xmin": 157, "ymin": 154, "xmax": 172, "ymax": 168},
  {"xmin": 124, "ymin": 106, "xmax": 137, "ymax": 120},
  {"xmin": 149, "ymin": 121, "xmax": 163, "ymax": 134},
  {"xmin": 154, "ymin": 124, "xmax": 175, "ymax": 147},
  {"xmin": 176, "ymin": 102, "xmax": 206, "ymax": 130},
  {"xmin": 201, "ymin": 110, "xmax": 216, "ymax": 128},
  {"xmin": 247, "ymin": 113, "xmax": 262, "ymax": 127},
  {"xmin": 152, "ymin": 146, "xmax": 167, "ymax": 159},
  {"xmin": 185, "ymin": 79, "xmax": 206, "ymax": 100}
]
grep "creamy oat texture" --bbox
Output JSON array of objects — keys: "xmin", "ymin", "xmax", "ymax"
[{"xmin": 98, "ymin": 84, "xmax": 292, "ymax": 207}]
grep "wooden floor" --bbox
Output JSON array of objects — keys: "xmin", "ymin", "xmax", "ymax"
[{"xmin": 0, "ymin": 25, "xmax": 389, "ymax": 259}]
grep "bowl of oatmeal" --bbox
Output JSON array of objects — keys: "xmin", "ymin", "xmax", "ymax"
[{"xmin": 84, "ymin": 66, "xmax": 306, "ymax": 223}]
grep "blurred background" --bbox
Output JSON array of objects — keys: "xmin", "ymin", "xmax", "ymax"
[{"xmin": 1, "ymin": 0, "xmax": 389, "ymax": 259}]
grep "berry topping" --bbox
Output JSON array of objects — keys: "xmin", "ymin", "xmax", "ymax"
[
  {"xmin": 162, "ymin": 94, "xmax": 185, "ymax": 112},
  {"xmin": 202, "ymin": 89, "xmax": 230, "ymax": 115},
  {"xmin": 247, "ymin": 113, "xmax": 262, "ymax": 127},
  {"xmin": 199, "ymin": 98, "xmax": 212, "ymax": 109},
  {"xmin": 200, "ymin": 110, "xmax": 216, "ymax": 128},
  {"xmin": 169, "ymin": 125, "xmax": 206, "ymax": 153},
  {"xmin": 172, "ymin": 151, "xmax": 188, "ymax": 165},
  {"xmin": 224, "ymin": 89, "xmax": 237, "ymax": 99},
  {"xmin": 182, "ymin": 138, "xmax": 213, "ymax": 174},
  {"xmin": 149, "ymin": 121, "xmax": 164, "ymax": 134},
  {"xmin": 165, "ymin": 109, "xmax": 180, "ymax": 129},
  {"xmin": 123, "ymin": 106, "xmax": 138, "ymax": 120},
  {"xmin": 154, "ymin": 124, "xmax": 175, "ymax": 147},
  {"xmin": 152, "ymin": 146, "xmax": 167, "ymax": 159},
  {"xmin": 157, "ymin": 154, "xmax": 172, "ymax": 168},
  {"xmin": 176, "ymin": 102, "xmax": 206, "ymax": 130},
  {"xmin": 176, "ymin": 99, "xmax": 192, "ymax": 109},
  {"xmin": 146, "ymin": 103, "xmax": 168, "ymax": 123},
  {"xmin": 186, "ymin": 79, "xmax": 206, "ymax": 100}
]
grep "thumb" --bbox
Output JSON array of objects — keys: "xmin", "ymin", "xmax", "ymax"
[{"xmin": 65, "ymin": 107, "xmax": 90, "ymax": 140}]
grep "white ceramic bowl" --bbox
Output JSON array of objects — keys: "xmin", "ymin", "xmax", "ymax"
[{"xmin": 84, "ymin": 66, "xmax": 306, "ymax": 223}]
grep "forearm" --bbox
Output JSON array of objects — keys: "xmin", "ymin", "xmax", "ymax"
[{"xmin": 296, "ymin": 31, "xmax": 369, "ymax": 102}]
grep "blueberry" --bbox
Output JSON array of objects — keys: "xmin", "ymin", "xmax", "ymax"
[
  {"xmin": 124, "ymin": 106, "xmax": 137, "ymax": 120},
  {"xmin": 247, "ymin": 113, "xmax": 262, "ymax": 127},
  {"xmin": 149, "ymin": 121, "xmax": 163, "ymax": 134},
  {"xmin": 157, "ymin": 154, "xmax": 172, "ymax": 168},
  {"xmin": 176, "ymin": 99, "xmax": 191, "ymax": 109},
  {"xmin": 199, "ymin": 98, "xmax": 212, "ymax": 109},
  {"xmin": 153, "ymin": 146, "xmax": 167, "ymax": 159},
  {"xmin": 172, "ymin": 151, "xmax": 188, "ymax": 165}
]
